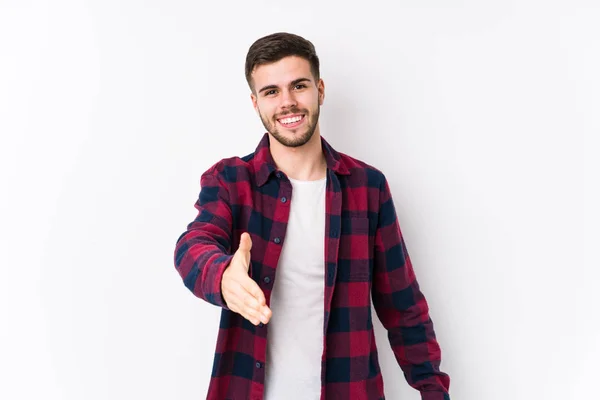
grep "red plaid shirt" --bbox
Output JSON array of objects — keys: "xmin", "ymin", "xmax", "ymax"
[{"xmin": 174, "ymin": 133, "xmax": 450, "ymax": 400}]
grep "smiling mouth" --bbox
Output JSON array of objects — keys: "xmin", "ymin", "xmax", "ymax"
[{"xmin": 277, "ymin": 114, "xmax": 305, "ymax": 128}]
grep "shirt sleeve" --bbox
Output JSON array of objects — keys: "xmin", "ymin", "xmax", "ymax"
[
  {"xmin": 173, "ymin": 166, "xmax": 234, "ymax": 309},
  {"xmin": 371, "ymin": 173, "xmax": 451, "ymax": 398}
]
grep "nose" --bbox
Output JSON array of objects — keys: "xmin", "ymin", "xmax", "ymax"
[{"xmin": 279, "ymin": 89, "xmax": 297, "ymax": 110}]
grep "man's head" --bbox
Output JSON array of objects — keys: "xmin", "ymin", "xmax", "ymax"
[{"xmin": 246, "ymin": 32, "xmax": 325, "ymax": 148}]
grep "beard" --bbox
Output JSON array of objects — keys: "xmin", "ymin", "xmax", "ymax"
[{"xmin": 258, "ymin": 104, "xmax": 320, "ymax": 148}]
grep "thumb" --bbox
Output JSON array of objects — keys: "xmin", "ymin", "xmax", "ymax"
[
  {"xmin": 235, "ymin": 232, "xmax": 252, "ymax": 270},
  {"xmin": 238, "ymin": 232, "xmax": 252, "ymax": 254}
]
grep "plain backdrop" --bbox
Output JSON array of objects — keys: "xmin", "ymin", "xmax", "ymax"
[{"xmin": 1, "ymin": 1, "xmax": 598, "ymax": 399}]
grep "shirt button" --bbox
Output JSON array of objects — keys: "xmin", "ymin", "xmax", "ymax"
[
  {"xmin": 263, "ymin": 276, "xmax": 271, "ymax": 284},
  {"xmin": 274, "ymin": 237, "xmax": 281, "ymax": 244},
  {"xmin": 256, "ymin": 362, "xmax": 262, "ymax": 368},
  {"xmin": 280, "ymin": 196, "xmax": 287, "ymax": 203},
  {"xmin": 276, "ymin": 172, "xmax": 282, "ymax": 178}
]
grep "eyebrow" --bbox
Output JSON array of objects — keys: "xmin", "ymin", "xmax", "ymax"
[{"xmin": 258, "ymin": 77, "xmax": 312, "ymax": 94}]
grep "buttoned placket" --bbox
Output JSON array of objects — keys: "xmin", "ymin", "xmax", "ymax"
[
  {"xmin": 251, "ymin": 169, "xmax": 343, "ymax": 400},
  {"xmin": 250, "ymin": 170, "xmax": 293, "ymax": 400},
  {"xmin": 319, "ymin": 168, "xmax": 343, "ymax": 399}
]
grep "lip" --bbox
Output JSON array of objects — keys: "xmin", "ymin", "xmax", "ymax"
[{"xmin": 277, "ymin": 114, "xmax": 306, "ymax": 129}]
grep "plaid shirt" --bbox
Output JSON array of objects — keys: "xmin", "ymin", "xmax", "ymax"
[{"xmin": 174, "ymin": 133, "xmax": 451, "ymax": 400}]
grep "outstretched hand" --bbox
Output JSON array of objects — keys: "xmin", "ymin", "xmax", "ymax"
[{"xmin": 221, "ymin": 233, "xmax": 272, "ymax": 326}]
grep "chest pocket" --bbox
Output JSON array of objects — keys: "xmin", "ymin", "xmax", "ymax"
[{"xmin": 339, "ymin": 217, "xmax": 372, "ymax": 282}]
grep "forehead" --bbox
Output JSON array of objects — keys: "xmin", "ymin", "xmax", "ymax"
[{"xmin": 252, "ymin": 56, "xmax": 313, "ymax": 87}]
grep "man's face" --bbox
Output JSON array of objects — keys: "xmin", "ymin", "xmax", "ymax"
[{"xmin": 250, "ymin": 56, "xmax": 325, "ymax": 148}]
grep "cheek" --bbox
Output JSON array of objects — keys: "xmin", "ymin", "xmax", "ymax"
[
  {"xmin": 306, "ymin": 93, "xmax": 320, "ymax": 108},
  {"xmin": 257, "ymin": 102, "xmax": 276, "ymax": 117}
]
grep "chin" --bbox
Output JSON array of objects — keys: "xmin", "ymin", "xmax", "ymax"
[{"xmin": 271, "ymin": 129, "xmax": 315, "ymax": 148}]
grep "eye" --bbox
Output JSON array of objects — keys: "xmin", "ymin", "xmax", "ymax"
[
  {"xmin": 294, "ymin": 84, "xmax": 307, "ymax": 90},
  {"xmin": 265, "ymin": 89, "xmax": 277, "ymax": 96}
]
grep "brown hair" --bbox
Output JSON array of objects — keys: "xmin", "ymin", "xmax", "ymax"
[{"xmin": 245, "ymin": 32, "xmax": 320, "ymax": 92}]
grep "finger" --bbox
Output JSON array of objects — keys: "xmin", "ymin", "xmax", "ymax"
[
  {"xmin": 243, "ymin": 279, "xmax": 265, "ymax": 306},
  {"xmin": 242, "ymin": 291, "xmax": 261, "ymax": 311},
  {"xmin": 238, "ymin": 232, "xmax": 252, "ymax": 255},
  {"xmin": 225, "ymin": 280, "xmax": 253, "ymax": 312},
  {"xmin": 232, "ymin": 284, "xmax": 263, "ymax": 322},
  {"xmin": 245, "ymin": 297, "xmax": 270, "ymax": 324},
  {"xmin": 260, "ymin": 305, "xmax": 272, "ymax": 323},
  {"xmin": 243, "ymin": 307, "xmax": 262, "ymax": 325},
  {"xmin": 227, "ymin": 276, "xmax": 266, "ymax": 325},
  {"xmin": 238, "ymin": 300, "xmax": 262, "ymax": 326},
  {"xmin": 240, "ymin": 286, "xmax": 269, "ymax": 324}
]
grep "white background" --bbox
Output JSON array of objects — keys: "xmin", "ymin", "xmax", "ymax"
[{"xmin": 1, "ymin": 1, "xmax": 598, "ymax": 399}]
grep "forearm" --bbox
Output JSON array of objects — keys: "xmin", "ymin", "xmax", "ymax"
[
  {"xmin": 174, "ymin": 229, "xmax": 233, "ymax": 308},
  {"xmin": 372, "ymin": 174, "xmax": 451, "ymax": 396},
  {"xmin": 372, "ymin": 266, "xmax": 450, "ymax": 394},
  {"xmin": 173, "ymin": 168, "xmax": 234, "ymax": 308}
]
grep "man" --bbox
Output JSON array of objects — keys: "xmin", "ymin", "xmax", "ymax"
[{"xmin": 174, "ymin": 32, "xmax": 450, "ymax": 400}]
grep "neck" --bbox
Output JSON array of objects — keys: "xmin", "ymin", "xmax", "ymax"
[{"xmin": 268, "ymin": 127, "xmax": 327, "ymax": 181}]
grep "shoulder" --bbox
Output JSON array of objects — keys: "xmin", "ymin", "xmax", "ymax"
[
  {"xmin": 337, "ymin": 151, "xmax": 389, "ymax": 190},
  {"xmin": 201, "ymin": 152, "xmax": 257, "ymax": 184}
]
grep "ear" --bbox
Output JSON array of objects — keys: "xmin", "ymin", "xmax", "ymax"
[
  {"xmin": 250, "ymin": 93, "xmax": 259, "ymax": 114},
  {"xmin": 317, "ymin": 78, "xmax": 325, "ymax": 105}
]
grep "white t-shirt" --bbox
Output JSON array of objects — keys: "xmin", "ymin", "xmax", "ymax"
[{"xmin": 264, "ymin": 176, "xmax": 326, "ymax": 400}]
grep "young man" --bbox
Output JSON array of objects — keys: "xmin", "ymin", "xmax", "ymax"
[{"xmin": 174, "ymin": 32, "xmax": 451, "ymax": 400}]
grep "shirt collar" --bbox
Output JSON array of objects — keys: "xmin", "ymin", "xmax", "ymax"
[{"xmin": 253, "ymin": 132, "xmax": 351, "ymax": 187}]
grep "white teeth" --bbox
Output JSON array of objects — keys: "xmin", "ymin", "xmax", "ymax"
[{"xmin": 279, "ymin": 115, "xmax": 302, "ymax": 124}]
